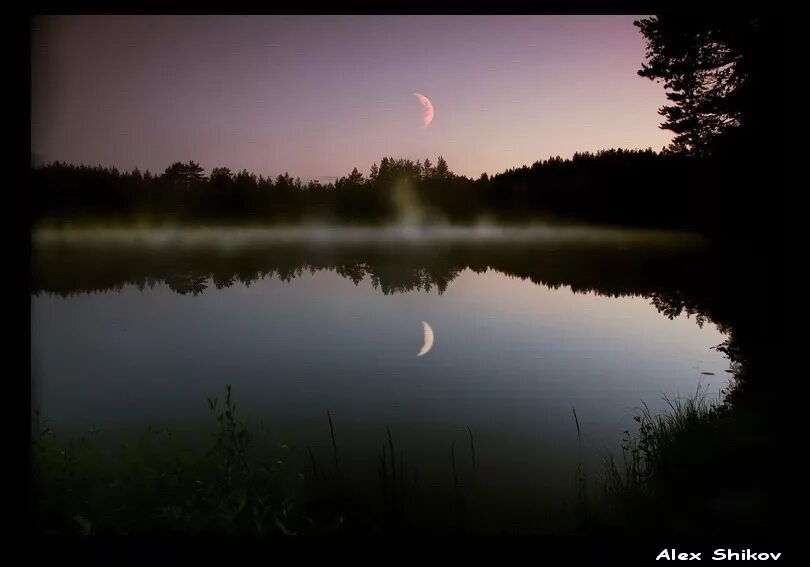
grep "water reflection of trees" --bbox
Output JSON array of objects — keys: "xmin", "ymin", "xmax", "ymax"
[
  {"xmin": 31, "ymin": 239, "xmax": 736, "ymax": 329},
  {"xmin": 31, "ymin": 234, "xmax": 785, "ymax": 487},
  {"xmin": 32, "ymin": 238, "xmax": 714, "ymax": 299},
  {"xmin": 32, "ymin": 237, "xmax": 772, "ymax": 389}
]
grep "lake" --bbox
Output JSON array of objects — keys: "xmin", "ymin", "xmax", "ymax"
[{"xmin": 30, "ymin": 226, "xmax": 732, "ymax": 530}]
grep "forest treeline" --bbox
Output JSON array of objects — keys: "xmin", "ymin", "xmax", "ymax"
[
  {"xmin": 29, "ymin": 148, "xmax": 763, "ymax": 232},
  {"xmin": 30, "ymin": 15, "xmax": 779, "ymax": 234}
]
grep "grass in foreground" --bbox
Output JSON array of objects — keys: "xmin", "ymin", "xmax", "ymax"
[
  {"xmin": 31, "ymin": 384, "xmax": 773, "ymax": 536},
  {"xmin": 31, "ymin": 385, "xmax": 491, "ymax": 535},
  {"xmin": 582, "ymin": 385, "xmax": 774, "ymax": 536}
]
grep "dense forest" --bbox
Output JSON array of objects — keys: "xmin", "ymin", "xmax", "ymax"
[
  {"xmin": 30, "ymin": 148, "xmax": 766, "ymax": 233},
  {"xmin": 30, "ymin": 15, "xmax": 780, "ymax": 235}
]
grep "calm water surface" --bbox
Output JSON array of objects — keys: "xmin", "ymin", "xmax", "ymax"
[{"xmin": 30, "ymin": 227, "xmax": 731, "ymax": 509}]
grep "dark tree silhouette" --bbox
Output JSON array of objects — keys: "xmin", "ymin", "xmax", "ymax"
[
  {"xmin": 31, "ymin": 149, "xmax": 745, "ymax": 231},
  {"xmin": 346, "ymin": 167, "xmax": 364, "ymax": 185},
  {"xmin": 210, "ymin": 167, "xmax": 234, "ymax": 188},
  {"xmin": 162, "ymin": 160, "xmax": 207, "ymax": 186},
  {"xmin": 634, "ymin": 15, "xmax": 766, "ymax": 156},
  {"xmin": 434, "ymin": 156, "xmax": 450, "ymax": 180},
  {"xmin": 422, "ymin": 158, "xmax": 433, "ymax": 179}
]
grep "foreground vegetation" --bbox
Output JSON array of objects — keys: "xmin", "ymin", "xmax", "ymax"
[
  {"xmin": 30, "ymin": 381, "xmax": 778, "ymax": 536},
  {"xmin": 586, "ymin": 386, "xmax": 777, "ymax": 536}
]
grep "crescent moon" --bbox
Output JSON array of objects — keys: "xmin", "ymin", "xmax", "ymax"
[
  {"xmin": 417, "ymin": 321, "xmax": 435, "ymax": 357},
  {"xmin": 413, "ymin": 93, "xmax": 434, "ymax": 128}
]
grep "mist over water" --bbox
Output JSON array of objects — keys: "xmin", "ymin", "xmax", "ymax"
[
  {"xmin": 30, "ymin": 223, "xmax": 729, "ymax": 509},
  {"xmin": 32, "ymin": 175, "xmax": 706, "ymax": 248},
  {"xmin": 32, "ymin": 223, "xmax": 703, "ymax": 248}
]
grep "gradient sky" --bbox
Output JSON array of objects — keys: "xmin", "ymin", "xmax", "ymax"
[{"xmin": 31, "ymin": 15, "xmax": 672, "ymax": 180}]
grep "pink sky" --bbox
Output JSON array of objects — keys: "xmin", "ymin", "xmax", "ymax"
[{"xmin": 31, "ymin": 15, "xmax": 672, "ymax": 180}]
